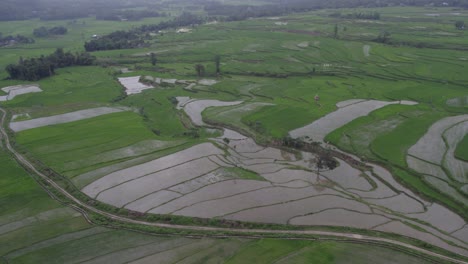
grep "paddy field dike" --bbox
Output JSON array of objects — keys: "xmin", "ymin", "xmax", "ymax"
[{"xmin": 1, "ymin": 5, "xmax": 468, "ymax": 263}]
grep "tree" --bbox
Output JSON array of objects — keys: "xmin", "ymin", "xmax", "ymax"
[
  {"xmin": 334, "ymin": 24, "xmax": 338, "ymax": 38},
  {"xmin": 195, "ymin": 64, "xmax": 205, "ymax": 78},
  {"xmin": 150, "ymin": 52, "xmax": 157, "ymax": 66},
  {"xmin": 311, "ymin": 150, "xmax": 337, "ymax": 181},
  {"xmin": 214, "ymin": 55, "xmax": 221, "ymax": 75},
  {"xmin": 33, "ymin": 26, "xmax": 49, "ymax": 37},
  {"xmin": 455, "ymin": 21, "xmax": 465, "ymax": 30},
  {"xmin": 376, "ymin": 30, "xmax": 391, "ymax": 43}
]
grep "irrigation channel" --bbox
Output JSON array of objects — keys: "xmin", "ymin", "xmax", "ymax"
[{"xmin": 0, "ymin": 106, "xmax": 467, "ymax": 264}]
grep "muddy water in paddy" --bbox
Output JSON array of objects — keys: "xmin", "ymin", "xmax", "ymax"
[
  {"xmin": 82, "ymin": 98, "xmax": 468, "ymax": 256},
  {"xmin": 10, "ymin": 107, "xmax": 129, "ymax": 132}
]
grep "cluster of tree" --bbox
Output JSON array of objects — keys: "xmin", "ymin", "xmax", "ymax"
[
  {"xmin": 0, "ymin": 34, "xmax": 34, "ymax": 47},
  {"xmin": 282, "ymin": 136, "xmax": 305, "ymax": 149},
  {"xmin": 33, "ymin": 26, "xmax": 68, "ymax": 37},
  {"xmin": 84, "ymin": 30, "xmax": 146, "ymax": 51},
  {"xmin": 85, "ymin": 12, "xmax": 204, "ymax": 52},
  {"xmin": 193, "ymin": 55, "xmax": 221, "ymax": 77},
  {"xmin": 195, "ymin": 64, "xmax": 205, "ymax": 77},
  {"xmin": 5, "ymin": 48, "xmax": 95, "ymax": 81},
  {"xmin": 96, "ymin": 10, "xmax": 166, "ymax": 21},
  {"xmin": 329, "ymin": 11, "xmax": 380, "ymax": 20}
]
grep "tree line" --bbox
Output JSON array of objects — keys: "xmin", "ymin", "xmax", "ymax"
[
  {"xmin": 84, "ymin": 12, "xmax": 204, "ymax": 52},
  {"xmin": 33, "ymin": 26, "xmax": 68, "ymax": 37},
  {"xmin": 84, "ymin": 31, "xmax": 147, "ymax": 52},
  {"xmin": 96, "ymin": 10, "xmax": 167, "ymax": 21},
  {"xmin": 0, "ymin": 34, "xmax": 34, "ymax": 47},
  {"xmin": 5, "ymin": 48, "xmax": 95, "ymax": 81}
]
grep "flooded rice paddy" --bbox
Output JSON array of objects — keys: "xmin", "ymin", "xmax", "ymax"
[{"xmin": 79, "ymin": 98, "xmax": 468, "ymax": 256}]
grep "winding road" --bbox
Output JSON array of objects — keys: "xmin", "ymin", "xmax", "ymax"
[{"xmin": 0, "ymin": 107, "xmax": 466, "ymax": 264}]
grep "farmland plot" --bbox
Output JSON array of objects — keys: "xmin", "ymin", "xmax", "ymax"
[
  {"xmin": 78, "ymin": 98, "xmax": 468, "ymax": 256},
  {"xmin": 289, "ymin": 99, "xmax": 417, "ymax": 142},
  {"xmin": 407, "ymin": 115, "xmax": 468, "ymax": 208},
  {"xmin": 181, "ymin": 98, "xmax": 243, "ymax": 126},
  {"xmin": 0, "ymin": 84, "xmax": 42, "ymax": 102},
  {"xmin": 10, "ymin": 107, "xmax": 130, "ymax": 132}
]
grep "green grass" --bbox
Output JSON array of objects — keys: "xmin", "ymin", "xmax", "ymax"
[
  {"xmin": 455, "ymin": 134, "xmax": 468, "ymax": 162},
  {"xmin": 371, "ymin": 111, "xmax": 446, "ymax": 167},
  {"xmin": 0, "ymin": 6, "xmax": 467, "ymax": 262},
  {"xmin": 225, "ymin": 239, "xmax": 433, "ymax": 264},
  {"xmin": 325, "ymin": 104, "xmax": 421, "ymax": 158},
  {"xmin": 225, "ymin": 239, "xmax": 314, "ymax": 264},
  {"xmin": 3, "ymin": 6, "xmax": 465, "ymax": 262},
  {"xmin": 0, "ymin": 152, "xmax": 61, "ymax": 219},
  {"xmin": 1, "ymin": 66, "xmax": 123, "ymax": 109},
  {"xmin": 10, "ymin": 230, "xmax": 166, "ymax": 264},
  {"xmin": 0, "ymin": 150, "xmax": 433, "ymax": 263},
  {"xmin": 223, "ymin": 167, "xmax": 266, "ymax": 181},
  {"xmin": 15, "ymin": 111, "xmax": 158, "ymax": 177},
  {"xmin": 0, "ymin": 150, "xmax": 92, "ymax": 257}
]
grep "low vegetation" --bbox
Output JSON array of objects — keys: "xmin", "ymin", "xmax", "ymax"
[
  {"xmin": 1, "ymin": 1, "xmax": 468, "ymax": 262},
  {"xmin": 455, "ymin": 134, "xmax": 468, "ymax": 161}
]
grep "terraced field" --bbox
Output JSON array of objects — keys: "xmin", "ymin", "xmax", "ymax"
[
  {"xmin": 78, "ymin": 99, "xmax": 468, "ymax": 257},
  {"xmin": 407, "ymin": 116, "xmax": 468, "ymax": 204},
  {"xmin": 1, "ymin": 4, "xmax": 468, "ymax": 263},
  {"xmin": 1, "ymin": 151, "xmax": 436, "ymax": 263}
]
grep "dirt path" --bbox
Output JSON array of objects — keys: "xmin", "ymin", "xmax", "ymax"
[{"xmin": 0, "ymin": 107, "xmax": 466, "ymax": 264}]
